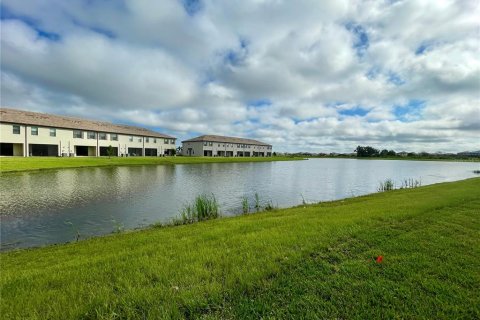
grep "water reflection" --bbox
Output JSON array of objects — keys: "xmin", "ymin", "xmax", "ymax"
[{"xmin": 1, "ymin": 159, "xmax": 478, "ymax": 250}]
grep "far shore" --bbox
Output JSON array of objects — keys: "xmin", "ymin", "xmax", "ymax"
[
  {"xmin": 0, "ymin": 156, "xmax": 305, "ymax": 173},
  {"xmin": 305, "ymin": 155, "xmax": 480, "ymax": 162},
  {"xmin": 1, "ymin": 155, "xmax": 478, "ymax": 174}
]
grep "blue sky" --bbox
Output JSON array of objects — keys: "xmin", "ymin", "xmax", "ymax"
[{"xmin": 1, "ymin": 0, "xmax": 479, "ymax": 152}]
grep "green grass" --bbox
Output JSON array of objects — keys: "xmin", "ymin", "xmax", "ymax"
[
  {"xmin": 1, "ymin": 178, "xmax": 479, "ymax": 319},
  {"xmin": 0, "ymin": 156, "xmax": 303, "ymax": 173}
]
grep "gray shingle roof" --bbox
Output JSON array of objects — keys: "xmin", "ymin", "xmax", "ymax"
[
  {"xmin": 0, "ymin": 107, "xmax": 175, "ymax": 139},
  {"xmin": 182, "ymin": 135, "xmax": 271, "ymax": 146}
]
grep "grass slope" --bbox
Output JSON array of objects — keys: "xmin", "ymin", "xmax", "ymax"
[
  {"xmin": 1, "ymin": 178, "xmax": 479, "ymax": 319},
  {"xmin": 0, "ymin": 156, "xmax": 302, "ymax": 173}
]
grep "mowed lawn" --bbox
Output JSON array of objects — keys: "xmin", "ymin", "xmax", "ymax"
[
  {"xmin": 0, "ymin": 156, "xmax": 303, "ymax": 173},
  {"xmin": 1, "ymin": 178, "xmax": 479, "ymax": 319}
]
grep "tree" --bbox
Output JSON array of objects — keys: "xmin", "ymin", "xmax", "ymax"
[
  {"xmin": 106, "ymin": 145, "xmax": 115, "ymax": 158},
  {"xmin": 380, "ymin": 149, "xmax": 389, "ymax": 157},
  {"xmin": 355, "ymin": 145, "xmax": 379, "ymax": 157}
]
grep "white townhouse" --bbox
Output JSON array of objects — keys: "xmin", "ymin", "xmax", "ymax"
[
  {"xmin": 0, "ymin": 108, "xmax": 176, "ymax": 157},
  {"xmin": 181, "ymin": 135, "xmax": 272, "ymax": 157}
]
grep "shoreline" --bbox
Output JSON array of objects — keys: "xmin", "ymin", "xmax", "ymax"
[
  {"xmin": 0, "ymin": 156, "xmax": 306, "ymax": 174},
  {"xmin": 1, "ymin": 155, "xmax": 478, "ymax": 174}
]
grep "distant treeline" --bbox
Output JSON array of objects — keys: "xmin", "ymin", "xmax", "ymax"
[
  {"xmin": 285, "ymin": 145, "xmax": 480, "ymax": 160},
  {"xmin": 355, "ymin": 146, "xmax": 394, "ymax": 157},
  {"xmin": 353, "ymin": 146, "xmax": 480, "ymax": 159}
]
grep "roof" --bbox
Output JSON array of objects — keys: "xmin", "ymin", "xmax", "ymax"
[
  {"xmin": 182, "ymin": 135, "xmax": 271, "ymax": 146},
  {"xmin": 0, "ymin": 107, "xmax": 175, "ymax": 139}
]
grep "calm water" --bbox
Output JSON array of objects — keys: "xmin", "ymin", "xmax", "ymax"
[{"xmin": 1, "ymin": 159, "xmax": 478, "ymax": 250}]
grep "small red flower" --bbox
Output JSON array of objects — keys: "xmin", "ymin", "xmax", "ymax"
[{"xmin": 376, "ymin": 255, "xmax": 384, "ymax": 263}]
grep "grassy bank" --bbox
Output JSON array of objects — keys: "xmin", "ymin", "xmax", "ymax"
[
  {"xmin": 1, "ymin": 178, "xmax": 479, "ymax": 319},
  {"xmin": 0, "ymin": 156, "xmax": 303, "ymax": 173}
]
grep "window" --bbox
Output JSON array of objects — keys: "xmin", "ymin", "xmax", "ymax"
[
  {"xmin": 12, "ymin": 125, "xmax": 20, "ymax": 134},
  {"xmin": 50, "ymin": 128, "xmax": 56, "ymax": 137},
  {"xmin": 129, "ymin": 136, "xmax": 133, "ymax": 142},
  {"xmin": 138, "ymin": 138, "xmax": 142, "ymax": 142},
  {"xmin": 164, "ymin": 139, "xmax": 169, "ymax": 144},
  {"xmin": 145, "ymin": 137, "xmax": 149, "ymax": 143},
  {"xmin": 88, "ymin": 132, "xmax": 96, "ymax": 139},
  {"xmin": 170, "ymin": 139, "xmax": 175, "ymax": 144},
  {"xmin": 237, "ymin": 144, "xmax": 240, "ymax": 147},
  {"xmin": 204, "ymin": 142, "xmax": 208, "ymax": 146},
  {"xmin": 110, "ymin": 133, "xmax": 118, "ymax": 141},
  {"xmin": 73, "ymin": 130, "xmax": 83, "ymax": 138},
  {"xmin": 99, "ymin": 133, "xmax": 107, "ymax": 140},
  {"xmin": 154, "ymin": 138, "xmax": 157, "ymax": 143},
  {"xmin": 209, "ymin": 142, "xmax": 213, "ymax": 146},
  {"xmin": 31, "ymin": 127, "xmax": 38, "ymax": 136}
]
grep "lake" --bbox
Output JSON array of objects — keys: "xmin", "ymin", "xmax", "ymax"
[{"xmin": 1, "ymin": 158, "xmax": 478, "ymax": 250}]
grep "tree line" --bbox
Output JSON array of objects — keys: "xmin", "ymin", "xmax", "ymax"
[
  {"xmin": 354, "ymin": 146, "xmax": 397, "ymax": 157},
  {"xmin": 353, "ymin": 145, "xmax": 479, "ymax": 159}
]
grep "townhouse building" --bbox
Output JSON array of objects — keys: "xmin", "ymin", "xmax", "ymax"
[
  {"xmin": 0, "ymin": 108, "xmax": 176, "ymax": 157},
  {"xmin": 182, "ymin": 135, "xmax": 272, "ymax": 157}
]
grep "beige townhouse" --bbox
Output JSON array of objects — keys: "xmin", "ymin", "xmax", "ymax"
[
  {"xmin": 181, "ymin": 135, "xmax": 272, "ymax": 157},
  {"xmin": 0, "ymin": 108, "xmax": 176, "ymax": 157}
]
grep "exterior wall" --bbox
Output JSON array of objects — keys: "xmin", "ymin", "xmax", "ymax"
[
  {"xmin": 182, "ymin": 141, "xmax": 205, "ymax": 156},
  {"xmin": 13, "ymin": 144, "xmax": 23, "ymax": 156},
  {"xmin": 0, "ymin": 123, "xmax": 25, "ymax": 144},
  {"xmin": 182, "ymin": 140, "xmax": 272, "ymax": 157},
  {"xmin": 0, "ymin": 122, "xmax": 176, "ymax": 157}
]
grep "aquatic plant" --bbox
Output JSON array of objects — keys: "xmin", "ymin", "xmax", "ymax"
[
  {"xmin": 254, "ymin": 193, "xmax": 261, "ymax": 212},
  {"xmin": 264, "ymin": 200, "xmax": 277, "ymax": 211},
  {"xmin": 400, "ymin": 178, "xmax": 422, "ymax": 189},
  {"xmin": 300, "ymin": 194, "xmax": 307, "ymax": 206},
  {"xmin": 177, "ymin": 194, "xmax": 220, "ymax": 224},
  {"xmin": 64, "ymin": 221, "xmax": 81, "ymax": 242},
  {"xmin": 378, "ymin": 178, "xmax": 422, "ymax": 192},
  {"xmin": 378, "ymin": 179, "xmax": 395, "ymax": 192},
  {"xmin": 242, "ymin": 197, "xmax": 249, "ymax": 214}
]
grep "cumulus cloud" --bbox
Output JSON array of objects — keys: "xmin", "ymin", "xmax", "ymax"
[{"xmin": 1, "ymin": 0, "xmax": 479, "ymax": 152}]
